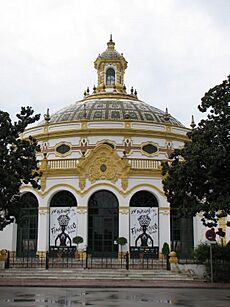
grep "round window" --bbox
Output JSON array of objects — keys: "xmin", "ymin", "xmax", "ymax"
[
  {"xmin": 142, "ymin": 143, "xmax": 158, "ymax": 155},
  {"xmin": 56, "ymin": 144, "xmax": 71, "ymax": 155}
]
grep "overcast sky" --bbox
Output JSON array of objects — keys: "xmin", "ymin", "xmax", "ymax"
[{"xmin": 0, "ymin": 0, "xmax": 229, "ymax": 127}]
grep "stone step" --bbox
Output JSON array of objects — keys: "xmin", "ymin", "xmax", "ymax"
[{"xmin": 0, "ymin": 269, "xmax": 195, "ymax": 281}]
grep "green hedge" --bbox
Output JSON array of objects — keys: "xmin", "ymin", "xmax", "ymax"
[{"xmin": 193, "ymin": 243, "xmax": 230, "ymax": 282}]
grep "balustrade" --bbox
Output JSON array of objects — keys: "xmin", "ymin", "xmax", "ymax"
[{"xmin": 40, "ymin": 158, "xmax": 162, "ymax": 170}]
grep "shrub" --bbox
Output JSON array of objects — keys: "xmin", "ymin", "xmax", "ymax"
[
  {"xmin": 116, "ymin": 237, "xmax": 127, "ymax": 256},
  {"xmin": 193, "ymin": 242, "xmax": 210, "ymax": 263},
  {"xmin": 162, "ymin": 242, "xmax": 170, "ymax": 257},
  {"xmin": 193, "ymin": 242, "xmax": 230, "ymax": 282},
  {"xmin": 72, "ymin": 236, "xmax": 83, "ymax": 248}
]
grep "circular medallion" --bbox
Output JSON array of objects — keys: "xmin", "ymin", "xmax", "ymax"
[{"xmin": 100, "ymin": 164, "xmax": 107, "ymax": 172}]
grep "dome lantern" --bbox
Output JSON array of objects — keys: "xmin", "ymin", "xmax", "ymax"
[{"xmin": 94, "ymin": 35, "xmax": 128, "ymax": 93}]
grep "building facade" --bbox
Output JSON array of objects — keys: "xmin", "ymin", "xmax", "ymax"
[{"xmin": 1, "ymin": 37, "xmax": 223, "ymax": 259}]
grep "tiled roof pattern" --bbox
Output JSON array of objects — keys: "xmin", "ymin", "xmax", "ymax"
[{"xmin": 47, "ymin": 99, "xmax": 184, "ymax": 127}]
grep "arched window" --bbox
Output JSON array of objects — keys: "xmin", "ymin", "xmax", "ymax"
[
  {"xmin": 129, "ymin": 191, "xmax": 159, "ymax": 254},
  {"xmin": 88, "ymin": 190, "xmax": 119, "ymax": 257},
  {"xmin": 130, "ymin": 191, "xmax": 158, "ymax": 207},
  {"xmin": 106, "ymin": 68, "xmax": 115, "ymax": 85},
  {"xmin": 50, "ymin": 191, "xmax": 77, "ymax": 207},
  {"xmin": 16, "ymin": 192, "xmax": 38, "ymax": 257},
  {"xmin": 49, "ymin": 191, "xmax": 77, "ymax": 248}
]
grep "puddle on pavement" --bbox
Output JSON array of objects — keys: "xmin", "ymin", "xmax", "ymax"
[{"xmin": 0, "ymin": 289, "xmax": 230, "ymax": 307}]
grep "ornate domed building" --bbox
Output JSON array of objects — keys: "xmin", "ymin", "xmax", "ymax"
[{"xmin": 1, "ymin": 37, "xmax": 210, "ymax": 261}]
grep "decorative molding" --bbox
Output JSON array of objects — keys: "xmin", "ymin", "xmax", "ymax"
[
  {"xmin": 119, "ymin": 207, "xmax": 129, "ymax": 215},
  {"xmin": 79, "ymin": 176, "xmax": 86, "ymax": 190},
  {"xmin": 159, "ymin": 207, "xmax": 170, "ymax": 215},
  {"xmin": 29, "ymin": 181, "xmax": 166, "ymax": 200},
  {"xmin": 165, "ymin": 125, "xmax": 172, "ymax": 133},
  {"xmin": 76, "ymin": 207, "xmax": 87, "ymax": 214},
  {"xmin": 39, "ymin": 159, "xmax": 49, "ymax": 191},
  {"xmin": 38, "ymin": 207, "xmax": 49, "ymax": 215},
  {"xmin": 121, "ymin": 177, "xmax": 128, "ymax": 190},
  {"xmin": 83, "ymin": 93, "xmax": 136, "ymax": 101},
  {"xmin": 40, "ymin": 175, "xmax": 47, "ymax": 192},
  {"xmin": 125, "ymin": 122, "xmax": 131, "ymax": 129},
  {"xmin": 159, "ymin": 207, "xmax": 170, "ymax": 211},
  {"xmin": 81, "ymin": 122, "xmax": 88, "ymax": 129},
  {"xmin": 125, "ymin": 183, "xmax": 166, "ymax": 198},
  {"xmin": 43, "ymin": 124, "xmax": 49, "ymax": 134},
  {"xmin": 77, "ymin": 144, "xmax": 130, "ymax": 191},
  {"xmin": 25, "ymin": 126, "xmax": 189, "ymax": 143}
]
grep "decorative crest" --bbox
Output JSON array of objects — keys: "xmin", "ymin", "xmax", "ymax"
[
  {"xmin": 138, "ymin": 215, "xmax": 151, "ymax": 227},
  {"xmin": 57, "ymin": 215, "xmax": 70, "ymax": 227}
]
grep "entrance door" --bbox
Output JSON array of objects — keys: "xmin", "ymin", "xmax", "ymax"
[
  {"xmin": 88, "ymin": 190, "xmax": 119, "ymax": 257},
  {"xmin": 16, "ymin": 193, "xmax": 38, "ymax": 257}
]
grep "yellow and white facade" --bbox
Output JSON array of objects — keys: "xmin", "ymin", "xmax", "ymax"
[{"xmin": 1, "ymin": 37, "xmax": 221, "ymax": 259}]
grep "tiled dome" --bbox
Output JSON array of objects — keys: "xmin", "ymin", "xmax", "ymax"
[
  {"xmin": 48, "ymin": 98, "xmax": 184, "ymax": 127},
  {"xmin": 100, "ymin": 49, "xmax": 121, "ymax": 59}
]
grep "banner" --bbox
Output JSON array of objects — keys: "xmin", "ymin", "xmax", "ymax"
[
  {"xmin": 49, "ymin": 207, "xmax": 77, "ymax": 246},
  {"xmin": 130, "ymin": 207, "xmax": 158, "ymax": 247}
]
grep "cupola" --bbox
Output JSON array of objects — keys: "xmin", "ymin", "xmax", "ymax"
[{"xmin": 94, "ymin": 35, "xmax": 128, "ymax": 93}]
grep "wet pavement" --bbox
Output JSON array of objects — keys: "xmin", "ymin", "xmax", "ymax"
[{"xmin": 0, "ymin": 287, "xmax": 230, "ymax": 307}]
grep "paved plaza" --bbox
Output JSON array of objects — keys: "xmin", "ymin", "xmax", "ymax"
[{"xmin": 0, "ymin": 287, "xmax": 230, "ymax": 307}]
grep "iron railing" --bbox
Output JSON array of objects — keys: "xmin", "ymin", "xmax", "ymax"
[{"xmin": 6, "ymin": 251, "xmax": 167, "ymax": 270}]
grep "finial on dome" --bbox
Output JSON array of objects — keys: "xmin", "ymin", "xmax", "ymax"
[
  {"xmin": 107, "ymin": 34, "xmax": 115, "ymax": 50},
  {"xmin": 44, "ymin": 108, "xmax": 50, "ymax": 122},
  {"xmin": 164, "ymin": 108, "xmax": 170, "ymax": 121},
  {"xmin": 190, "ymin": 115, "xmax": 196, "ymax": 129}
]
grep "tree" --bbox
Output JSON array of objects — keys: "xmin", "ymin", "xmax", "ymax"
[
  {"xmin": 162, "ymin": 76, "xmax": 230, "ymax": 229},
  {"xmin": 116, "ymin": 237, "xmax": 127, "ymax": 257},
  {"xmin": 72, "ymin": 235, "xmax": 84, "ymax": 248},
  {"xmin": 0, "ymin": 107, "xmax": 41, "ymax": 230}
]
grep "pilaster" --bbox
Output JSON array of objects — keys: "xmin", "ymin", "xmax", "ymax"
[
  {"xmin": 119, "ymin": 206, "xmax": 129, "ymax": 252},
  {"xmin": 37, "ymin": 205, "xmax": 49, "ymax": 253},
  {"xmin": 159, "ymin": 207, "xmax": 170, "ymax": 249},
  {"xmin": 76, "ymin": 206, "xmax": 88, "ymax": 250}
]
